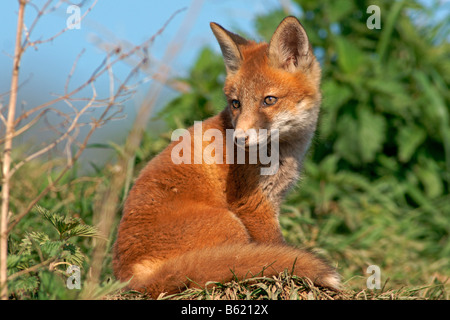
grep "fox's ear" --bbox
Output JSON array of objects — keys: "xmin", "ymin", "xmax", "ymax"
[
  {"xmin": 210, "ymin": 22, "xmax": 248, "ymax": 74},
  {"xmin": 268, "ymin": 16, "xmax": 312, "ymax": 72}
]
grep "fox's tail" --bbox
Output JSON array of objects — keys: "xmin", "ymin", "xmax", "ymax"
[{"xmin": 128, "ymin": 243, "xmax": 340, "ymax": 297}]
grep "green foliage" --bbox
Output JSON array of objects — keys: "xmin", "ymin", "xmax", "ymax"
[
  {"xmin": 38, "ymin": 206, "xmax": 99, "ymax": 240},
  {"xmin": 157, "ymin": 47, "xmax": 226, "ymax": 129},
  {"xmin": 7, "ymin": 206, "xmax": 99, "ymax": 299}
]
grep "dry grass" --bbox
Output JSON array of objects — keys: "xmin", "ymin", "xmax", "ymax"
[{"xmin": 105, "ymin": 270, "xmax": 449, "ymax": 301}]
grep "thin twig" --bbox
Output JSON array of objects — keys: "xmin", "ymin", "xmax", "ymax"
[
  {"xmin": 7, "ymin": 257, "xmax": 57, "ymax": 282},
  {"xmin": 23, "ymin": 0, "xmax": 98, "ymax": 51},
  {"xmin": 9, "ymin": 82, "xmax": 97, "ymax": 177}
]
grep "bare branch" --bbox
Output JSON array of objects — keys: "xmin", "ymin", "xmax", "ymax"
[
  {"xmin": 7, "ymin": 257, "xmax": 57, "ymax": 282},
  {"xmin": 65, "ymin": 48, "xmax": 86, "ymax": 95},
  {"xmin": 13, "ymin": 15, "xmax": 182, "ymax": 130},
  {"xmin": 1, "ymin": 0, "xmax": 27, "ymax": 301},
  {"xmin": 9, "ymin": 82, "xmax": 97, "ymax": 177},
  {"xmin": 23, "ymin": 0, "xmax": 98, "ymax": 51}
]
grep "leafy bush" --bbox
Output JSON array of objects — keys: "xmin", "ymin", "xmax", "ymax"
[{"xmin": 7, "ymin": 206, "xmax": 99, "ymax": 299}]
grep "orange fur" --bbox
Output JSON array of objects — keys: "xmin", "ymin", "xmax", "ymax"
[{"xmin": 112, "ymin": 17, "xmax": 340, "ymax": 297}]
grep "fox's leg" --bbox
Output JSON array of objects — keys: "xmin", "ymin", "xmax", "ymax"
[{"xmin": 230, "ymin": 195, "xmax": 285, "ymax": 244}]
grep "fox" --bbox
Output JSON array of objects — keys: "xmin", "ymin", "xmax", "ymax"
[{"xmin": 112, "ymin": 16, "xmax": 340, "ymax": 297}]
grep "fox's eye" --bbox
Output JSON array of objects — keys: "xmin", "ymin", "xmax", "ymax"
[
  {"xmin": 231, "ymin": 99, "xmax": 241, "ymax": 109},
  {"xmin": 263, "ymin": 96, "xmax": 278, "ymax": 106}
]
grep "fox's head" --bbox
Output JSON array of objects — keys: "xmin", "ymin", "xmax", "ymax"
[{"xmin": 210, "ymin": 17, "xmax": 321, "ymax": 146}]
